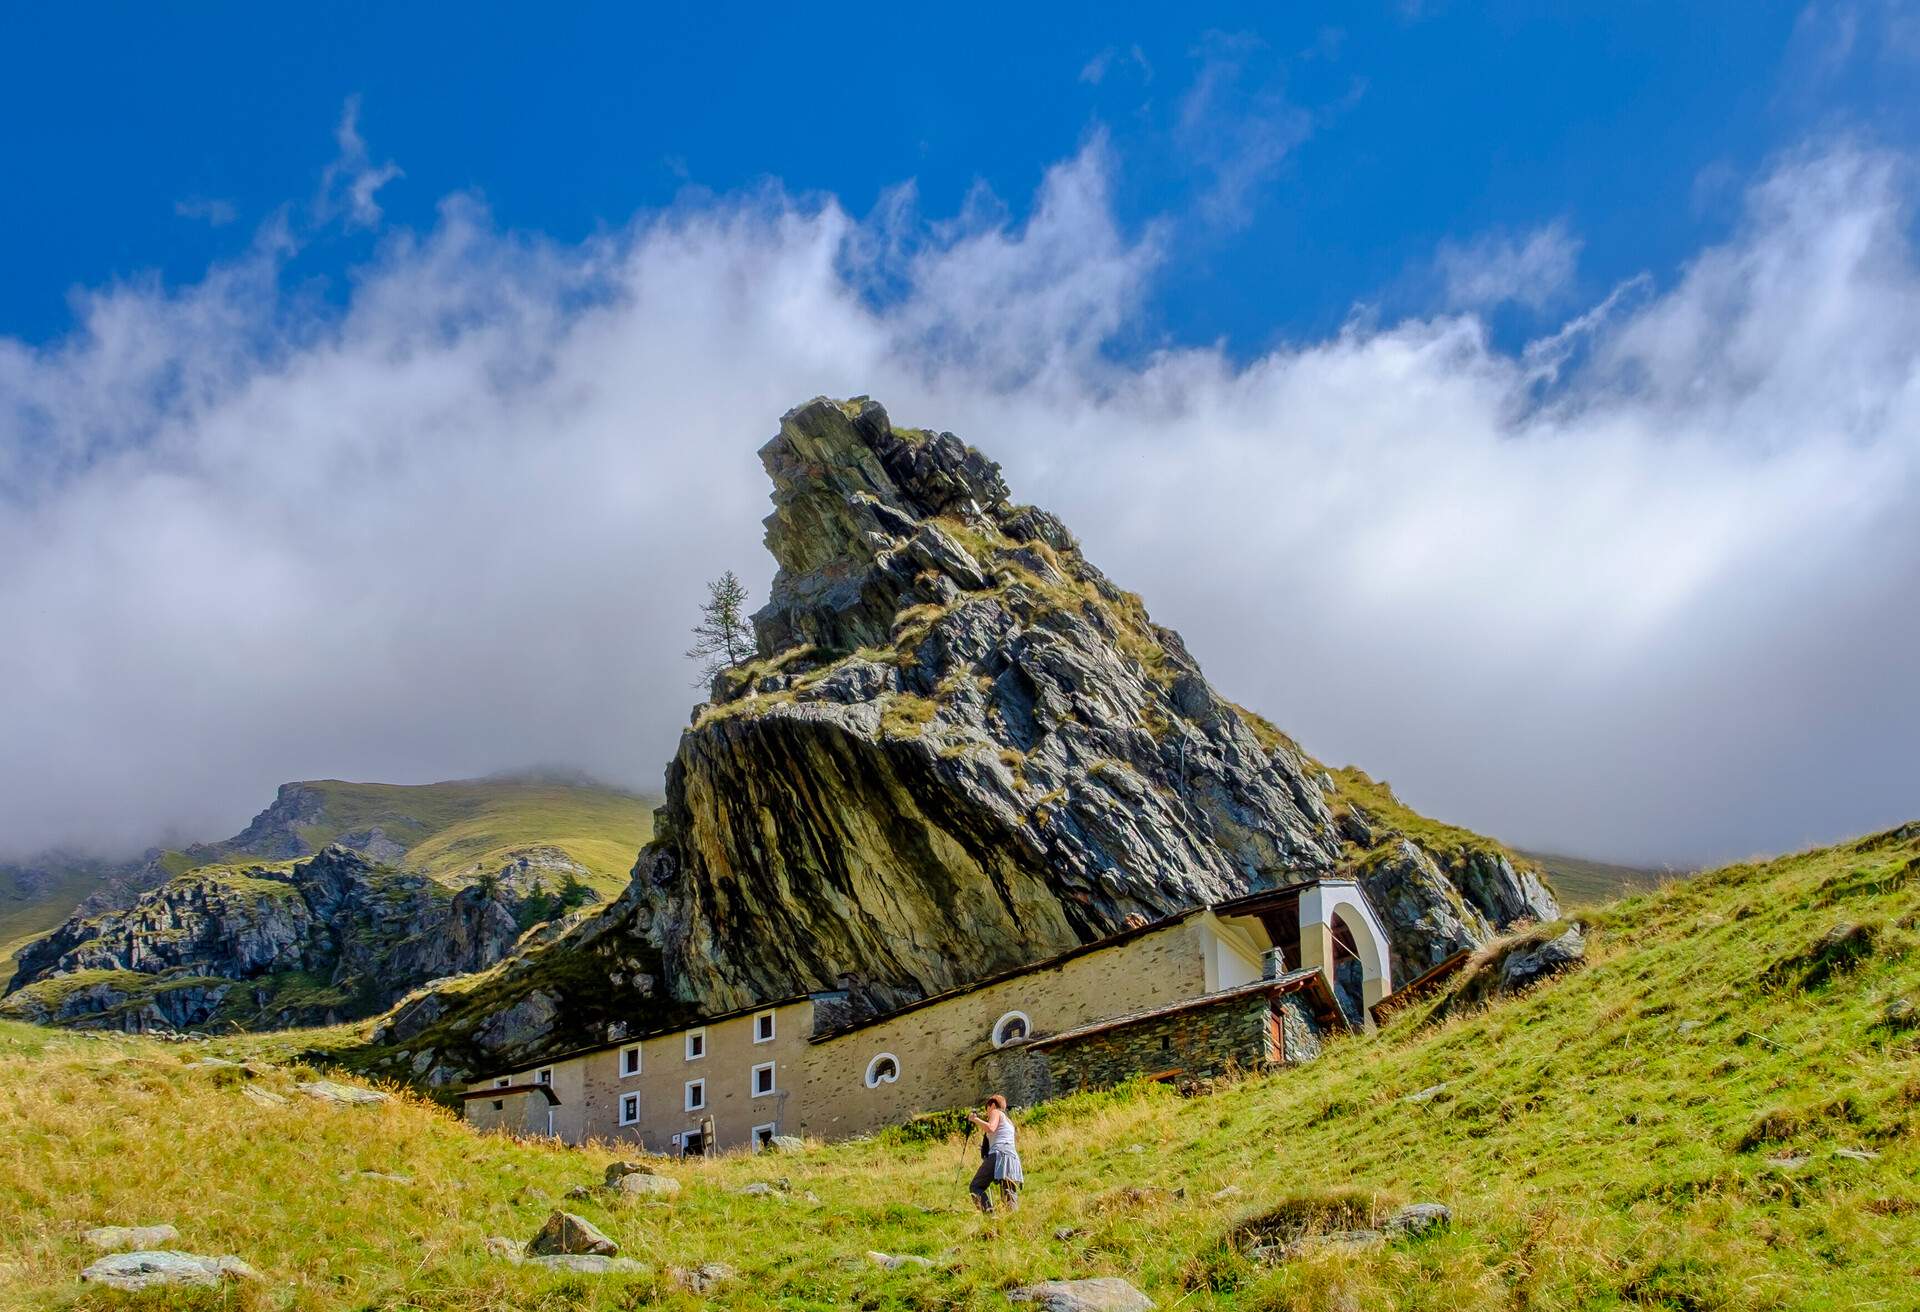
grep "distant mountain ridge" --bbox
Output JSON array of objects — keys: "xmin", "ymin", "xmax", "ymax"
[{"xmin": 0, "ymin": 775, "xmax": 659, "ymax": 1029}]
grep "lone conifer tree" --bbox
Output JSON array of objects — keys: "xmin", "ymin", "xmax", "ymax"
[{"xmin": 687, "ymin": 570, "xmax": 752, "ymax": 686}]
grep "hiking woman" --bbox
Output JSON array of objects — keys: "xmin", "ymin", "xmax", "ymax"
[{"xmin": 966, "ymin": 1094, "xmax": 1022, "ymax": 1213}]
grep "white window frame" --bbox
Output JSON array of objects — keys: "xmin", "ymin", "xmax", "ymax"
[
  {"xmin": 864, "ymin": 1052, "xmax": 901, "ymax": 1088},
  {"xmin": 991, "ymin": 1010, "xmax": 1032, "ymax": 1048},
  {"xmin": 685, "ymin": 1027, "xmax": 707, "ymax": 1061},
  {"xmin": 619, "ymin": 1092, "xmax": 640, "ymax": 1126},
  {"xmin": 753, "ymin": 1010, "xmax": 776, "ymax": 1043},
  {"xmin": 493, "ymin": 1076, "xmax": 510, "ymax": 1088},
  {"xmin": 685, "ymin": 1078, "xmax": 706, "ymax": 1111},
  {"xmin": 535, "ymin": 1067, "xmax": 553, "ymax": 1085},
  {"xmin": 751, "ymin": 1122, "xmax": 778, "ymax": 1151},
  {"xmin": 619, "ymin": 1044, "xmax": 642, "ymax": 1078},
  {"xmin": 751, "ymin": 1060, "xmax": 776, "ymax": 1097}
]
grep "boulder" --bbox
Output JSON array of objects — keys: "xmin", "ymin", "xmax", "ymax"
[
  {"xmin": 1250, "ymin": 1230, "xmax": 1384, "ymax": 1262},
  {"xmin": 295, "ymin": 1079, "xmax": 388, "ymax": 1106},
  {"xmin": 527, "ymin": 1210, "xmax": 618, "ymax": 1257},
  {"xmin": 83, "ymin": 1225, "xmax": 180, "ymax": 1251},
  {"xmin": 868, "ymin": 1251, "xmax": 936, "ymax": 1270},
  {"xmin": 669, "ymin": 1262, "xmax": 736, "ymax": 1293},
  {"xmin": 1008, "ymin": 1277, "xmax": 1154, "ymax": 1310},
  {"xmin": 769, "ymin": 1134, "xmax": 807, "ymax": 1154},
  {"xmin": 80, "ymin": 1251, "xmax": 261, "ymax": 1291},
  {"xmin": 608, "ymin": 1171, "xmax": 680, "ymax": 1199},
  {"xmin": 523, "ymin": 1254, "xmax": 645, "ymax": 1274},
  {"xmin": 1383, "ymin": 1203, "xmax": 1451, "ymax": 1237},
  {"xmin": 1500, "ymin": 925, "xmax": 1586, "ymax": 990},
  {"xmin": 484, "ymin": 1235, "xmax": 524, "ymax": 1262},
  {"xmin": 602, "ymin": 1159, "xmax": 648, "ymax": 1183},
  {"xmin": 242, "ymin": 1085, "xmax": 288, "ymax": 1107}
]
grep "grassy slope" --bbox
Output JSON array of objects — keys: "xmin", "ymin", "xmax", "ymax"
[
  {"xmin": 1520, "ymin": 850, "xmax": 1676, "ymax": 908},
  {"xmin": 3, "ymin": 824, "xmax": 1916, "ymax": 1311},
  {"xmin": 286, "ymin": 779, "xmax": 656, "ymax": 895},
  {"xmin": 0, "ymin": 866, "xmax": 103, "ymax": 980}
]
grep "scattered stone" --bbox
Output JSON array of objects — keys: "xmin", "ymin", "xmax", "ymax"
[
  {"xmin": 1210, "ymin": 1185, "xmax": 1243, "ymax": 1202},
  {"xmin": 1402, "ymin": 1083, "xmax": 1449, "ymax": 1104},
  {"xmin": 609, "ymin": 1171, "xmax": 681, "ymax": 1199},
  {"xmin": 668, "ymin": 1262, "xmax": 737, "ymax": 1293},
  {"xmin": 1764, "ymin": 1153, "xmax": 1813, "ymax": 1171},
  {"xmin": 523, "ymin": 1254, "xmax": 645, "ymax": 1274},
  {"xmin": 1675, "ymin": 1020, "xmax": 1704, "ymax": 1035},
  {"xmin": 188, "ymin": 1057, "xmax": 241, "ymax": 1070},
  {"xmin": 1053, "ymin": 1227, "xmax": 1083, "ymax": 1241},
  {"xmin": 868, "ymin": 1250, "xmax": 936, "ymax": 1270},
  {"xmin": 295, "ymin": 1080, "xmax": 389, "ymax": 1107},
  {"xmin": 1833, "ymin": 1147, "xmax": 1880, "ymax": 1163},
  {"xmin": 350, "ymin": 1171, "xmax": 412, "ymax": 1184},
  {"xmin": 84, "ymin": 1225, "xmax": 180, "ymax": 1251},
  {"xmin": 527, "ymin": 1210, "xmax": 618, "ymax": 1258},
  {"xmin": 1884, "ymin": 997, "xmax": 1917, "ymax": 1029},
  {"xmin": 80, "ymin": 1252, "xmax": 261, "ymax": 1291},
  {"xmin": 768, "ymin": 1134, "xmax": 806, "ymax": 1154},
  {"xmin": 602, "ymin": 1159, "xmax": 648, "ymax": 1183},
  {"xmin": 738, "ymin": 1181, "xmax": 781, "ymax": 1197},
  {"xmin": 1383, "ymin": 1203, "xmax": 1451, "ymax": 1237},
  {"xmin": 241, "ymin": 1085, "xmax": 288, "ymax": 1107},
  {"xmin": 563, "ymin": 1185, "xmax": 594, "ymax": 1200},
  {"xmin": 1007, "ymin": 1276, "xmax": 1154, "ymax": 1310},
  {"xmin": 1124, "ymin": 1144, "xmax": 1145, "ymax": 1154},
  {"xmin": 484, "ymin": 1235, "xmax": 524, "ymax": 1262}
]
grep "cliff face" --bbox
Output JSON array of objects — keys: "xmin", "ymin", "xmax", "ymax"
[
  {"xmin": 1, "ymin": 847, "xmax": 555, "ymax": 1031},
  {"xmin": 369, "ymin": 398, "xmax": 1558, "ymax": 1082}
]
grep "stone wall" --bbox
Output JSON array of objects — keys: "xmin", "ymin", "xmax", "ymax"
[
  {"xmin": 1275, "ymin": 993, "xmax": 1323, "ymax": 1064},
  {"xmin": 1040, "ymin": 991, "xmax": 1279, "ymax": 1095}
]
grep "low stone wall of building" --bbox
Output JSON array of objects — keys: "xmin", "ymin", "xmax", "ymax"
[
  {"xmin": 1274, "ymin": 993, "xmax": 1323, "ymax": 1064},
  {"xmin": 1041, "ymin": 992, "xmax": 1277, "ymax": 1095}
]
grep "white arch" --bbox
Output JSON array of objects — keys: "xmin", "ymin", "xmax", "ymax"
[
  {"xmin": 864, "ymin": 1052, "xmax": 900, "ymax": 1088},
  {"xmin": 991, "ymin": 1011, "xmax": 1031, "ymax": 1047},
  {"xmin": 1298, "ymin": 880, "xmax": 1392, "ymax": 1014}
]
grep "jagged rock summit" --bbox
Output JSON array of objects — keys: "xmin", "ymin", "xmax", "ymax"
[{"xmin": 375, "ymin": 397, "xmax": 1557, "ymax": 1076}]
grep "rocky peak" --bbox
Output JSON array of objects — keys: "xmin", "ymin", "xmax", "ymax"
[{"xmin": 362, "ymin": 397, "xmax": 1559, "ymax": 1075}]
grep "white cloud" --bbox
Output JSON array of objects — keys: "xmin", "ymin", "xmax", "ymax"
[
  {"xmin": 2, "ymin": 135, "xmax": 1917, "ymax": 868},
  {"xmin": 1175, "ymin": 33, "xmax": 1312, "ymax": 230},
  {"xmin": 1436, "ymin": 221, "xmax": 1583, "ymax": 311},
  {"xmin": 174, "ymin": 197, "xmax": 238, "ymax": 226},
  {"xmin": 316, "ymin": 96, "xmax": 402, "ymax": 229}
]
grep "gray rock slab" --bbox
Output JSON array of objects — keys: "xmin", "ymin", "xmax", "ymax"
[
  {"xmin": 1008, "ymin": 1277, "xmax": 1154, "ymax": 1310},
  {"xmin": 80, "ymin": 1251, "xmax": 261, "ymax": 1291}
]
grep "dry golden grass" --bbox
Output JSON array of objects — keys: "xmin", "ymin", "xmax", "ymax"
[{"xmin": 3, "ymin": 824, "xmax": 1918, "ymax": 1309}]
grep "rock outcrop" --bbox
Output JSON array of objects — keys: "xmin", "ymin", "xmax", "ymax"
[
  {"xmin": 372, "ymin": 397, "xmax": 1558, "ymax": 1077},
  {"xmin": 2, "ymin": 846, "xmax": 540, "ymax": 1030}
]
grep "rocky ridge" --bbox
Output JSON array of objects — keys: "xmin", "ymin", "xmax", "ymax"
[
  {"xmin": 2, "ymin": 846, "xmax": 578, "ymax": 1031},
  {"xmin": 371, "ymin": 397, "xmax": 1558, "ymax": 1079}
]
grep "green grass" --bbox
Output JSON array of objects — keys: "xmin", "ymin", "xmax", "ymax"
[
  {"xmin": 2, "ymin": 822, "xmax": 1915, "ymax": 1309},
  {"xmin": 0, "ymin": 866, "xmax": 104, "ymax": 981}
]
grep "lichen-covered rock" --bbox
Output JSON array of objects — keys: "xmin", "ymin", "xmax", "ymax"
[
  {"xmin": 1008, "ymin": 1277, "xmax": 1154, "ymax": 1310},
  {"xmin": 386, "ymin": 398, "xmax": 1560, "ymax": 1072},
  {"xmin": 1500, "ymin": 925, "xmax": 1586, "ymax": 990},
  {"xmin": 79, "ymin": 1251, "xmax": 261, "ymax": 1291}
]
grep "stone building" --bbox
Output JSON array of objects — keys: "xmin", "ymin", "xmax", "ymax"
[{"xmin": 461, "ymin": 876, "xmax": 1392, "ymax": 1152}]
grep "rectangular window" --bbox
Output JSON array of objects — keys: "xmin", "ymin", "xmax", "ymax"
[
  {"xmin": 494, "ymin": 1077, "xmax": 510, "ymax": 1088},
  {"xmin": 685, "ymin": 1078, "xmax": 706, "ymax": 1112},
  {"xmin": 685, "ymin": 1028, "xmax": 706, "ymax": 1061},
  {"xmin": 751, "ymin": 1061, "xmax": 776, "ymax": 1097},
  {"xmin": 619, "ymin": 1044, "xmax": 641, "ymax": 1078},
  {"xmin": 753, "ymin": 1010, "xmax": 776, "ymax": 1043},
  {"xmin": 619, "ymin": 1092, "xmax": 640, "ymax": 1126},
  {"xmin": 535, "ymin": 1067, "xmax": 552, "ymax": 1086},
  {"xmin": 752, "ymin": 1123, "xmax": 778, "ymax": 1151},
  {"xmin": 490, "ymin": 1100, "xmax": 504, "ymax": 1112}
]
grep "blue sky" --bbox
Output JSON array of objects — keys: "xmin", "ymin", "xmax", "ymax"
[
  {"xmin": 7, "ymin": 2, "xmax": 1905, "ymax": 353},
  {"xmin": 3, "ymin": 3, "xmax": 1919, "ymax": 865}
]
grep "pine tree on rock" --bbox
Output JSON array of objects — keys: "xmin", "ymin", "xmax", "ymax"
[{"xmin": 687, "ymin": 571, "xmax": 752, "ymax": 686}]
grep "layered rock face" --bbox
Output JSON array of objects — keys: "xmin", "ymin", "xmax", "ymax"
[
  {"xmin": 374, "ymin": 398, "xmax": 1558, "ymax": 1076},
  {"xmin": 3, "ymin": 847, "xmax": 545, "ymax": 1030}
]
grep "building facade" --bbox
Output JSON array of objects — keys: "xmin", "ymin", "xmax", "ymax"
[{"xmin": 461, "ymin": 877, "xmax": 1392, "ymax": 1152}]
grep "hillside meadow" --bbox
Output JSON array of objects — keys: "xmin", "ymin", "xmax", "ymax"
[{"xmin": 1, "ymin": 823, "xmax": 1916, "ymax": 1311}]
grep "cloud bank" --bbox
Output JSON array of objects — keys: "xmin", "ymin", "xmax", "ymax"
[{"xmin": 1, "ymin": 134, "xmax": 1916, "ymax": 867}]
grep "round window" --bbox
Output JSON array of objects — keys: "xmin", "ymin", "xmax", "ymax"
[
  {"xmin": 991, "ymin": 1011, "xmax": 1031, "ymax": 1047},
  {"xmin": 864, "ymin": 1053, "xmax": 900, "ymax": 1087}
]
